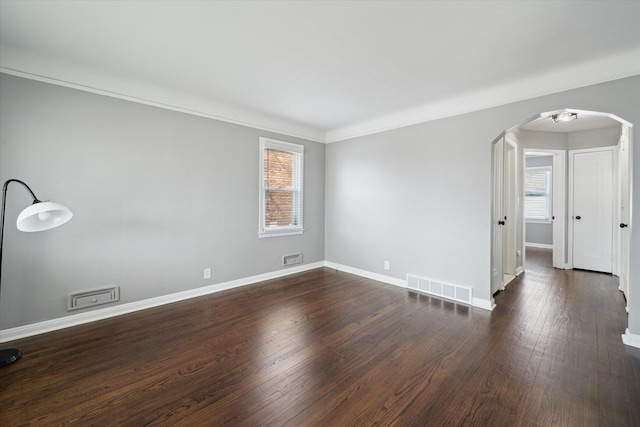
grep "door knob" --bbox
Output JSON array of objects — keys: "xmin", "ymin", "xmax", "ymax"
[
  {"xmin": 498, "ymin": 220, "xmax": 505, "ymax": 225},
  {"xmin": 620, "ymin": 223, "xmax": 628, "ymax": 228},
  {"xmin": 575, "ymin": 216, "xmax": 581, "ymax": 220}
]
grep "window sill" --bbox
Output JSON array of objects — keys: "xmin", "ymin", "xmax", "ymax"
[
  {"xmin": 258, "ymin": 229, "xmax": 305, "ymax": 238},
  {"xmin": 525, "ymin": 219, "xmax": 552, "ymax": 225}
]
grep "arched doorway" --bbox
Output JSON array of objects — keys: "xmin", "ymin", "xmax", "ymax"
[{"xmin": 491, "ymin": 109, "xmax": 633, "ymax": 311}]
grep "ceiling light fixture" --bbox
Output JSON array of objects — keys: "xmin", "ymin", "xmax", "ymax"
[{"xmin": 551, "ymin": 112, "xmax": 578, "ymax": 123}]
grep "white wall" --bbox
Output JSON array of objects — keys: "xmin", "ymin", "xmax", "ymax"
[
  {"xmin": 325, "ymin": 75, "xmax": 640, "ymax": 335},
  {"xmin": 0, "ymin": 74, "xmax": 325, "ymax": 329}
]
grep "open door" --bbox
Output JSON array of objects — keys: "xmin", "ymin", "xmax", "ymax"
[
  {"xmin": 492, "ymin": 136, "xmax": 519, "ymax": 297},
  {"xmin": 491, "ymin": 137, "xmax": 504, "ymax": 296},
  {"xmin": 618, "ymin": 125, "xmax": 632, "ymax": 308},
  {"xmin": 503, "ymin": 137, "xmax": 518, "ymax": 284}
]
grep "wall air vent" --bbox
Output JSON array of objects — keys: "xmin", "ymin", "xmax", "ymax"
[
  {"xmin": 406, "ymin": 274, "xmax": 472, "ymax": 305},
  {"xmin": 282, "ymin": 253, "xmax": 303, "ymax": 267},
  {"xmin": 68, "ymin": 287, "xmax": 120, "ymax": 311}
]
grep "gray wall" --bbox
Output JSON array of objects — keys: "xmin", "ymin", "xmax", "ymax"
[
  {"xmin": 0, "ymin": 74, "xmax": 325, "ymax": 328},
  {"xmin": 568, "ymin": 126, "xmax": 620, "ymax": 149},
  {"xmin": 3, "ymin": 73, "xmax": 640, "ymax": 338},
  {"xmin": 325, "ymin": 75, "xmax": 640, "ymax": 334},
  {"xmin": 526, "ymin": 223, "xmax": 553, "ymax": 246},
  {"xmin": 520, "ymin": 129, "xmax": 568, "ymax": 150}
]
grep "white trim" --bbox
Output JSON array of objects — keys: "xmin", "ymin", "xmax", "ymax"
[
  {"xmin": 0, "ymin": 259, "xmax": 499, "ymax": 343},
  {"xmin": 523, "ymin": 148, "xmax": 566, "ymax": 270},
  {"xmin": 515, "ymin": 266, "xmax": 524, "ymax": 276},
  {"xmin": 258, "ymin": 230, "xmax": 304, "ymax": 238},
  {"xmin": 326, "ymin": 48, "xmax": 640, "ymax": 142},
  {"xmin": 326, "ymin": 262, "xmax": 494, "ymax": 311},
  {"xmin": 0, "ymin": 68, "xmax": 326, "ymax": 143},
  {"xmin": 4, "ymin": 47, "xmax": 639, "ymax": 145},
  {"xmin": 622, "ymin": 329, "xmax": 640, "ymax": 349},
  {"xmin": 258, "ymin": 137, "xmax": 304, "ymax": 236},
  {"xmin": 473, "ymin": 297, "xmax": 495, "ymax": 311},
  {"xmin": 0, "ymin": 261, "xmax": 324, "ymax": 343},
  {"xmin": 525, "ymin": 219, "xmax": 552, "ymax": 224},
  {"xmin": 324, "ymin": 261, "xmax": 406, "ymax": 288},
  {"xmin": 525, "ymin": 242, "xmax": 553, "ymax": 249}
]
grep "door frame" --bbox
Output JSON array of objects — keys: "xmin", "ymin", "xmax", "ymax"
[
  {"xmin": 568, "ymin": 146, "xmax": 617, "ymax": 272},
  {"xmin": 490, "ymin": 108, "xmax": 632, "ymax": 309},
  {"xmin": 503, "ymin": 136, "xmax": 518, "ymax": 283},
  {"xmin": 491, "ymin": 136, "xmax": 505, "ymax": 301},
  {"xmin": 618, "ymin": 125, "xmax": 632, "ymax": 308},
  {"xmin": 523, "ymin": 148, "xmax": 567, "ymax": 269}
]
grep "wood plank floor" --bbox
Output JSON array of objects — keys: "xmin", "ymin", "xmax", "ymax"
[{"xmin": 1, "ymin": 248, "xmax": 639, "ymax": 426}]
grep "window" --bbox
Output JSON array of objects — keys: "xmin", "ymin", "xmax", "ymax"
[
  {"xmin": 524, "ymin": 166, "xmax": 552, "ymax": 221},
  {"xmin": 259, "ymin": 137, "xmax": 304, "ymax": 237}
]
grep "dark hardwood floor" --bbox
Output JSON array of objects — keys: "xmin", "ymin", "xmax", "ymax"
[{"xmin": 1, "ymin": 249, "xmax": 639, "ymax": 426}]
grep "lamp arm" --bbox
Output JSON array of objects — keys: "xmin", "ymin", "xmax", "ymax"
[
  {"xmin": 0, "ymin": 179, "xmax": 42, "ymax": 284},
  {"xmin": 3, "ymin": 179, "xmax": 42, "ymax": 204}
]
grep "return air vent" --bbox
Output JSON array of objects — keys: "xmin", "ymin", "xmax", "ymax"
[
  {"xmin": 68, "ymin": 287, "xmax": 120, "ymax": 311},
  {"xmin": 282, "ymin": 253, "xmax": 303, "ymax": 266},
  {"xmin": 406, "ymin": 274, "xmax": 473, "ymax": 305}
]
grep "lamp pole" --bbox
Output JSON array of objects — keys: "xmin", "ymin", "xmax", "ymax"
[
  {"xmin": 0, "ymin": 179, "xmax": 73, "ymax": 367},
  {"xmin": 1, "ymin": 179, "xmax": 42, "ymax": 281}
]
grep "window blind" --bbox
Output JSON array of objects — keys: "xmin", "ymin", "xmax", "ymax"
[
  {"xmin": 524, "ymin": 167, "xmax": 551, "ymax": 220},
  {"xmin": 259, "ymin": 138, "xmax": 304, "ymax": 236}
]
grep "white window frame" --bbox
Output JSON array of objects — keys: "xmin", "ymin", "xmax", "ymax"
[
  {"xmin": 258, "ymin": 137, "xmax": 304, "ymax": 238},
  {"xmin": 524, "ymin": 165, "xmax": 552, "ymax": 223}
]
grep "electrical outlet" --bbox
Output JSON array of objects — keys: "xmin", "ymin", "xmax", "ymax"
[
  {"xmin": 384, "ymin": 260, "xmax": 390, "ymax": 270},
  {"xmin": 204, "ymin": 268, "xmax": 212, "ymax": 279}
]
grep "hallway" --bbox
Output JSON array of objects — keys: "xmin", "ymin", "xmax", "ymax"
[{"xmin": 492, "ymin": 246, "xmax": 640, "ymax": 424}]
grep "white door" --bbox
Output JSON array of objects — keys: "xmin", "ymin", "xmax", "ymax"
[
  {"xmin": 571, "ymin": 148, "xmax": 614, "ymax": 273},
  {"xmin": 503, "ymin": 139, "xmax": 517, "ymax": 283},
  {"xmin": 491, "ymin": 138, "xmax": 504, "ymax": 295},
  {"xmin": 492, "ymin": 137, "xmax": 520, "ymax": 294},
  {"xmin": 618, "ymin": 126, "xmax": 631, "ymax": 301}
]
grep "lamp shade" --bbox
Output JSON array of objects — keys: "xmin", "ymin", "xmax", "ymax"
[{"xmin": 16, "ymin": 201, "xmax": 73, "ymax": 232}]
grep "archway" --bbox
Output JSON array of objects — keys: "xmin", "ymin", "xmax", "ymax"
[{"xmin": 491, "ymin": 109, "xmax": 633, "ymax": 313}]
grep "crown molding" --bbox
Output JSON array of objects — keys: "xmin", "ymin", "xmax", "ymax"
[
  {"xmin": 3, "ymin": 45, "xmax": 639, "ymax": 145},
  {"xmin": 325, "ymin": 47, "xmax": 640, "ymax": 143},
  {"xmin": 0, "ymin": 67, "xmax": 326, "ymax": 143}
]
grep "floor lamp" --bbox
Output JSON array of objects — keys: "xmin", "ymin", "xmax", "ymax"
[{"xmin": 0, "ymin": 179, "xmax": 73, "ymax": 367}]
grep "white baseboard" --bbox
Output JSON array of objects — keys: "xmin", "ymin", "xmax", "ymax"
[
  {"xmin": 0, "ymin": 260, "xmax": 499, "ymax": 342},
  {"xmin": 473, "ymin": 297, "xmax": 495, "ymax": 311},
  {"xmin": 622, "ymin": 328, "xmax": 640, "ymax": 349},
  {"xmin": 326, "ymin": 261, "xmax": 493, "ymax": 312},
  {"xmin": 0, "ymin": 261, "xmax": 325, "ymax": 343},
  {"xmin": 324, "ymin": 261, "xmax": 407, "ymax": 288},
  {"xmin": 525, "ymin": 243, "xmax": 553, "ymax": 249},
  {"xmin": 515, "ymin": 266, "xmax": 524, "ymax": 276}
]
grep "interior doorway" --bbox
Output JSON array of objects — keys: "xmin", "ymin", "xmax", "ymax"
[
  {"xmin": 491, "ymin": 109, "xmax": 633, "ymax": 310},
  {"xmin": 569, "ymin": 147, "xmax": 615, "ymax": 273},
  {"xmin": 523, "ymin": 149, "xmax": 566, "ymax": 269}
]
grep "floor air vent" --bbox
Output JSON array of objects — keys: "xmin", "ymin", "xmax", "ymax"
[
  {"xmin": 406, "ymin": 274, "xmax": 472, "ymax": 305},
  {"xmin": 68, "ymin": 287, "xmax": 120, "ymax": 311},
  {"xmin": 283, "ymin": 253, "xmax": 303, "ymax": 267}
]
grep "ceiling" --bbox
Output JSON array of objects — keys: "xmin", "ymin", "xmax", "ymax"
[
  {"xmin": 520, "ymin": 113, "xmax": 621, "ymax": 133},
  {"xmin": 1, "ymin": 1, "xmax": 639, "ymax": 143}
]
